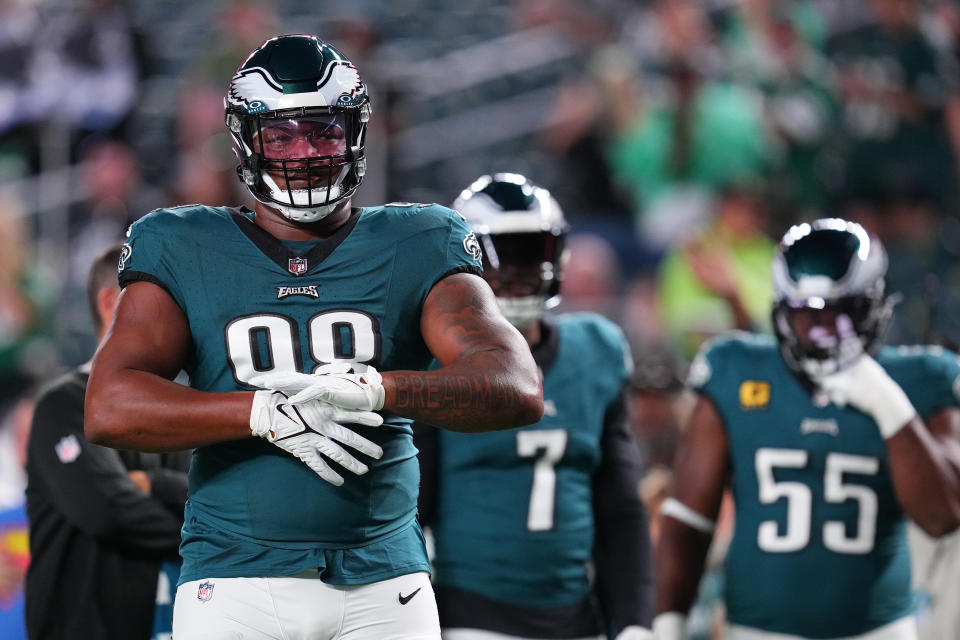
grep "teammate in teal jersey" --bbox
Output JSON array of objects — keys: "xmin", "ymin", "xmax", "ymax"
[
  {"xmin": 653, "ymin": 218, "xmax": 960, "ymax": 640},
  {"xmin": 83, "ymin": 35, "xmax": 542, "ymax": 640},
  {"xmin": 416, "ymin": 174, "xmax": 654, "ymax": 640}
]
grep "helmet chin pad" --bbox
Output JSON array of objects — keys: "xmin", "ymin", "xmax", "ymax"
[
  {"xmin": 258, "ymin": 167, "xmax": 349, "ymax": 223},
  {"xmin": 269, "ymin": 200, "xmax": 341, "ymax": 223},
  {"xmin": 798, "ymin": 337, "xmax": 865, "ymax": 381},
  {"xmin": 496, "ymin": 295, "xmax": 546, "ymax": 329}
]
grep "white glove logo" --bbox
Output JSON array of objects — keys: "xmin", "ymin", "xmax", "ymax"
[{"xmin": 249, "ymin": 389, "xmax": 383, "ymax": 486}]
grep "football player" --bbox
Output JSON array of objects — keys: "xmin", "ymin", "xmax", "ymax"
[
  {"xmin": 84, "ymin": 35, "xmax": 542, "ymax": 640},
  {"xmin": 417, "ymin": 174, "xmax": 654, "ymax": 640},
  {"xmin": 653, "ymin": 218, "xmax": 960, "ymax": 640}
]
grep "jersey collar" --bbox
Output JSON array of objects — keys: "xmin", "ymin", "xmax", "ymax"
[{"xmin": 228, "ymin": 206, "xmax": 362, "ymax": 276}]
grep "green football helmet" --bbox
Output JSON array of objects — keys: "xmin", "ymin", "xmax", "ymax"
[
  {"xmin": 772, "ymin": 218, "xmax": 895, "ymax": 379},
  {"xmin": 224, "ymin": 34, "xmax": 371, "ymax": 222},
  {"xmin": 453, "ymin": 173, "xmax": 568, "ymax": 328}
]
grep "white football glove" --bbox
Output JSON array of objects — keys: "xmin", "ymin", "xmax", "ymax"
[
  {"xmin": 250, "ymin": 390, "xmax": 384, "ymax": 486},
  {"xmin": 818, "ymin": 353, "xmax": 916, "ymax": 439},
  {"xmin": 250, "ymin": 364, "xmax": 385, "ymax": 412},
  {"xmin": 652, "ymin": 612, "xmax": 686, "ymax": 640},
  {"xmin": 615, "ymin": 625, "xmax": 654, "ymax": 640}
]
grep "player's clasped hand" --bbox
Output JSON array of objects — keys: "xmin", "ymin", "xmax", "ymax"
[
  {"xmin": 249, "ymin": 389, "xmax": 384, "ymax": 486},
  {"xmin": 250, "ymin": 363, "xmax": 386, "ymax": 411},
  {"xmin": 818, "ymin": 353, "xmax": 917, "ymax": 440}
]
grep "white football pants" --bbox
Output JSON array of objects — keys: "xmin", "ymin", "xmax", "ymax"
[
  {"xmin": 725, "ymin": 616, "xmax": 918, "ymax": 640},
  {"xmin": 442, "ymin": 630, "xmax": 603, "ymax": 640},
  {"xmin": 173, "ymin": 570, "xmax": 439, "ymax": 640}
]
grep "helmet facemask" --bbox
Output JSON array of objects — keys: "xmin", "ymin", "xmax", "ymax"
[
  {"xmin": 773, "ymin": 287, "xmax": 895, "ymax": 380},
  {"xmin": 228, "ymin": 106, "xmax": 369, "ymax": 222},
  {"xmin": 479, "ymin": 230, "xmax": 566, "ymax": 328}
]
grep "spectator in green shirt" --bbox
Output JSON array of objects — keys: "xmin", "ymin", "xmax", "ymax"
[{"xmin": 656, "ymin": 178, "xmax": 776, "ymax": 360}]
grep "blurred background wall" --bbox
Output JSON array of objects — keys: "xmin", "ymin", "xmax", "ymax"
[
  {"xmin": 3, "ymin": 2, "xmax": 960, "ymax": 637},
  {"xmin": 4, "ymin": 0, "xmax": 960, "ymax": 397}
]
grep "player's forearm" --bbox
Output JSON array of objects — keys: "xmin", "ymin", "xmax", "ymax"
[
  {"xmin": 381, "ymin": 354, "xmax": 543, "ymax": 433},
  {"xmin": 85, "ymin": 369, "xmax": 254, "ymax": 451},
  {"xmin": 595, "ymin": 510, "xmax": 654, "ymax": 630},
  {"xmin": 654, "ymin": 517, "xmax": 712, "ymax": 616},
  {"xmin": 594, "ymin": 401, "xmax": 653, "ymax": 629},
  {"xmin": 887, "ymin": 418, "xmax": 960, "ymax": 537}
]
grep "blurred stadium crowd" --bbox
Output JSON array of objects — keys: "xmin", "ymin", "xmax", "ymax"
[{"xmin": 1, "ymin": 0, "xmax": 960, "ymax": 637}]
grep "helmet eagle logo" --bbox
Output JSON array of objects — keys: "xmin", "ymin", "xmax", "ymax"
[
  {"xmin": 317, "ymin": 62, "xmax": 363, "ymax": 103},
  {"xmin": 228, "ymin": 68, "xmax": 284, "ymax": 110}
]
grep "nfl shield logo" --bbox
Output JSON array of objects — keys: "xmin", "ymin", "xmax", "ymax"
[
  {"xmin": 197, "ymin": 581, "xmax": 214, "ymax": 602},
  {"xmin": 54, "ymin": 434, "xmax": 81, "ymax": 463},
  {"xmin": 288, "ymin": 257, "xmax": 308, "ymax": 275}
]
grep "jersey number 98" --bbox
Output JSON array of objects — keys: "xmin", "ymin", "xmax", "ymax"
[{"xmin": 224, "ymin": 311, "xmax": 380, "ymax": 385}]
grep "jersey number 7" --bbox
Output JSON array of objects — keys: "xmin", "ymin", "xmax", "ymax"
[{"xmin": 518, "ymin": 429, "xmax": 568, "ymax": 532}]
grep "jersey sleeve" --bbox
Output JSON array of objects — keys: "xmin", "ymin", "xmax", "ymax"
[
  {"xmin": 578, "ymin": 314, "xmax": 634, "ymax": 391},
  {"xmin": 435, "ymin": 204, "xmax": 483, "ymax": 280},
  {"xmin": 685, "ymin": 333, "xmax": 764, "ymax": 420},
  {"xmin": 118, "ymin": 209, "xmax": 188, "ymax": 311},
  {"xmin": 391, "ymin": 204, "xmax": 483, "ymax": 304},
  {"xmin": 686, "ymin": 336, "xmax": 726, "ymax": 399},
  {"xmin": 604, "ymin": 320, "xmax": 634, "ymax": 385},
  {"xmin": 916, "ymin": 348, "xmax": 960, "ymax": 416}
]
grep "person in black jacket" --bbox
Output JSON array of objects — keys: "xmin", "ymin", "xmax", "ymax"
[{"xmin": 25, "ymin": 243, "xmax": 190, "ymax": 640}]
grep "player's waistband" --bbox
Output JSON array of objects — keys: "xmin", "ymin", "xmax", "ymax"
[{"xmin": 725, "ymin": 616, "xmax": 917, "ymax": 640}]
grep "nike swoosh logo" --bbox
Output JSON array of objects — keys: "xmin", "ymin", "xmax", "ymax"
[
  {"xmin": 398, "ymin": 587, "xmax": 421, "ymax": 605},
  {"xmin": 272, "ymin": 404, "xmax": 310, "ymax": 441}
]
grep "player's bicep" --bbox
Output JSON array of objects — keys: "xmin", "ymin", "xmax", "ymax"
[
  {"xmin": 420, "ymin": 271, "xmax": 523, "ymax": 366},
  {"xmin": 670, "ymin": 394, "xmax": 731, "ymax": 521},
  {"xmin": 95, "ymin": 281, "xmax": 191, "ymax": 380}
]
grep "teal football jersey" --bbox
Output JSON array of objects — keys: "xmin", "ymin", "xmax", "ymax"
[
  {"xmin": 691, "ymin": 333, "xmax": 960, "ymax": 638},
  {"xmin": 119, "ymin": 203, "xmax": 482, "ymax": 584},
  {"xmin": 431, "ymin": 313, "xmax": 632, "ymax": 608}
]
